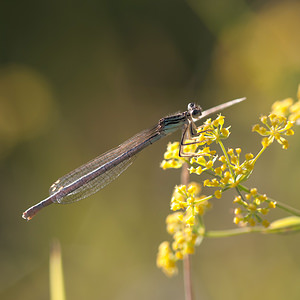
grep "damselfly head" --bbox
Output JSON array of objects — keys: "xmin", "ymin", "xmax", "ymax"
[{"xmin": 187, "ymin": 102, "xmax": 202, "ymax": 119}]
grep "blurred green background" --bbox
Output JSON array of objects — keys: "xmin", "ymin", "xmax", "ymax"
[{"xmin": 1, "ymin": 0, "xmax": 300, "ymax": 299}]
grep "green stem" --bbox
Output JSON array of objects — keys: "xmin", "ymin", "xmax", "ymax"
[
  {"xmin": 251, "ymin": 145, "xmax": 266, "ymax": 165},
  {"xmin": 238, "ymin": 184, "xmax": 300, "ymax": 217},
  {"xmin": 204, "ymin": 226, "xmax": 263, "ymax": 238},
  {"xmin": 205, "ymin": 217, "xmax": 300, "ymax": 236},
  {"xmin": 269, "ymin": 200, "xmax": 300, "ymax": 217},
  {"xmin": 194, "ymin": 195, "xmax": 214, "ymax": 204},
  {"xmin": 218, "ymin": 140, "xmax": 235, "ymax": 178}
]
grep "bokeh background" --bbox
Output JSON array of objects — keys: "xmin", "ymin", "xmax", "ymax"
[{"xmin": 1, "ymin": 0, "xmax": 300, "ymax": 299}]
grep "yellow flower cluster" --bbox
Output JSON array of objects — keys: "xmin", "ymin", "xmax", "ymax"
[
  {"xmin": 252, "ymin": 114, "xmax": 294, "ymax": 149},
  {"xmin": 233, "ymin": 188, "xmax": 276, "ymax": 227},
  {"xmin": 271, "ymin": 84, "xmax": 300, "ymax": 122},
  {"xmin": 170, "ymin": 183, "xmax": 209, "ymax": 221},
  {"xmin": 156, "ymin": 241, "xmax": 178, "ymax": 276},
  {"xmin": 202, "ymin": 148, "xmax": 255, "ymax": 193},
  {"xmin": 160, "ymin": 141, "xmax": 198, "ymax": 170},
  {"xmin": 196, "ymin": 114, "xmax": 230, "ymax": 146},
  {"xmin": 160, "ymin": 142, "xmax": 185, "ymax": 170},
  {"xmin": 252, "ymin": 86, "xmax": 300, "ymax": 150},
  {"xmin": 157, "ymin": 183, "xmax": 209, "ymax": 276},
  {"xmin": 189, "ymin": 148, "xmax": 217, "ymax": 175}
]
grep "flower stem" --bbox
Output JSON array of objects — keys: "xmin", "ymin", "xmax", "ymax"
[
  {"xmin": 269, "ymin": 200, "xmax": 300, "ymax": 216},
  {"xmin": 218, "ymin": 140, "xmax": 235, "ymax": 178},
  {"xmin": 181, "ymin": 163, "xmax": 194, "ymax": 300},
  {"xmin": 204, "ymin": 227, "xmax": 261, "ymax": 238},
  {"xmin": 238, "ymin": 184, "xmax": 300, "ymax": 216},
  {"xmin": 251, "ymin": 146, "xmax": 266, "ymax": 164},
  {"xmin": 183, "ymin": 254, "xmax": 193, "ymax": 300}
]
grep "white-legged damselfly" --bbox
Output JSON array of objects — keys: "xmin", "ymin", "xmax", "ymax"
[{"xmin": 22, "ymin": 98, "xmax": 245, "ymax": 220}]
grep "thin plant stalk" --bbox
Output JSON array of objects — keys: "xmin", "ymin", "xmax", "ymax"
[{"xmin": 181, "ymin": 163, "xmax": 194, "ymax": 300}]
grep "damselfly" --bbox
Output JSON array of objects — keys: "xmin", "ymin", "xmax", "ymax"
[{"xmin": 22, "ymin": 98, "xmax": 245, "ymax": 220}]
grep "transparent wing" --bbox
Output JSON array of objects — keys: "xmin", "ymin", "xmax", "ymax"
[
  {"xmin": 55, "ymin": 155, "xmax": 136, "ymax": 203},
  {"xmin": 49, "ymin": 125, "xmax": 159, "ymax": 204}
]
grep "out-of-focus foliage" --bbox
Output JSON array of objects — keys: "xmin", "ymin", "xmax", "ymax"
[
  {"xmin": 0, "ymin": 65, "xmax": 56, "ymax": 158},
  {"xmin": 50, "ymin": 240, "xmax": 66, "ymax": 300}
]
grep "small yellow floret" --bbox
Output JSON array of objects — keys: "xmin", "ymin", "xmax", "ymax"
[
  {"xmin": 271, "ymin": 98, "xmax": 293, "ymax": 116},
  {"xmin": 234, "ymin": 208, "xmax": 241, "ymax": 215},
  {"xmin": 258, "ymin": 194, "xmax": 267, "ymax": 201},
  {"xmin": 219, "ymin": 156, "xmax": 226, "ymax": 163},
  {"xmin": 187, "ymin": 182, "xmax": 201, "ymax": 195},
  {"xmin": 233, "ymin": 196, "xmax": 241, "ymax": 203},
  {"xmin": 195, "ymin": 166, "xmax": 203, "ymax": 175},
  {"xmin": 233, "ymin": 217, "xmax": 241, "ymax": 224},
  {"xmin": 245, "ymin": 153, "xmax": 254, "ymax": 160},
  {"xmin": 262, "ymin": 220, "xmax": 270, "ymax": 228},
  {"xmin": 286, "ymin": 129, "xmax": 294, "ymax": 136},
  {"xmin": 248, "ymin": 218, "xmax": 256, "ymax": 226},
  {"xmin": 177, "ymin": 185, "xmax": 186, "ymax": 193},
  {"xmin": 175, "ymin": 251, "xmax": 183, "ymax": 260},
  {"xmin": 227, "ymin": 148, "xmax": 234, "ymax": 155},
  {"xmin": 185, "ymin": 215, "xmax": 195, "ymax": 226},
  {"xmin": 260, "ymin": 115, "xmax": 268, "ymax": 124},
  {"xmin": 252, "ymin": 124, "xmax": 260, "ymax": 132},
  {"xmin": 261, "ymin": 137, "xmax": 271, "ymax": 148},
  {"xmin": 215, "ymin": 114, "xmax": 225, "ymax": 126},
  {"xmin": 156, "ymin": 242, "xmax": 178, "ymax": 277},
  {"xmin": 221, "ymin": 164, "xmax": 227, "ymax": 171},
  {"xmin": 203, "ymin": 180, "xmax": 209, "ymax": 187},
  {"xmin": 214, "ymin": 167, "xmax": 222, "ymax": 176},
  {"xmin": 214, "ymin": 190, "xmax": 222, "ymax": 199},
  {"xmin": 205, "ymin": 160, "xmax": 213, "ymax": 168},
  {"xmin": 260, "ymin": 208, "xmax": 269, "ymax": 215},
  {"xmin": 248, "ymin": 203, "xmax": 257, "ymax": 211},
  {"xmin": 235, "ymin": 148, "xmax": 241, "ymax": 154},
  {"xmin": 221, "ymin": 128, "xmax": 230, "ymax": 137},
  {"xmin": 231, "ymin": 155, "xmax": 238, "ymax": 164},
  {"xmin": 245, "ymin": 193, "xmax": 251, "ymax": 200},
  {"xmin": 281, "ymin": 139, "xmax": 289, "ymax": 150}
]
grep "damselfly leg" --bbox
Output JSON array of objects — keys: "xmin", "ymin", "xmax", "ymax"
[{"xmin": 179, "ymin": 121, "xmax": 213, "ymax": 157}]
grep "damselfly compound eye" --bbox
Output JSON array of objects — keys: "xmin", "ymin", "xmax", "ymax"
[{"xmin": 188, "ymin": 103, "xmax": 202, "ymax": 119}]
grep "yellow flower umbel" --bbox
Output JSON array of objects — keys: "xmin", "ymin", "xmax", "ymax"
[
  {"xmin": 156, "ymin": 183, "xmax": 208, "ymax": 276},
  {"xmin": 252, "ymin": 114, "xmax": 294, "ymax": 150},
  {"xmin": 156, "ymin": 241, "xmax": 178, "ymax": 277},
  {"xmin": 160, "ymin": 142, "xmax": 186, "ymax": 170},
  {"xmin": 271, "ymin": 84, "xmax": 300, "ymax": 122},
  {"xmin": 233, "ymin": 188, "xmax": 276, "ymax": 227},
  {"xmin": 195, "ymin": 114, "xmax": 230, "ymax": 147},
  {"xmin": 252, "ymin": 86, "xmax": 300, "ymax": 151}
]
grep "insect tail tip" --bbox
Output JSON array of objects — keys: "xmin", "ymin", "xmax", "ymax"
[{"xmin": 22, "ymin": 210, "xmax": 32, "ymax": 221}]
